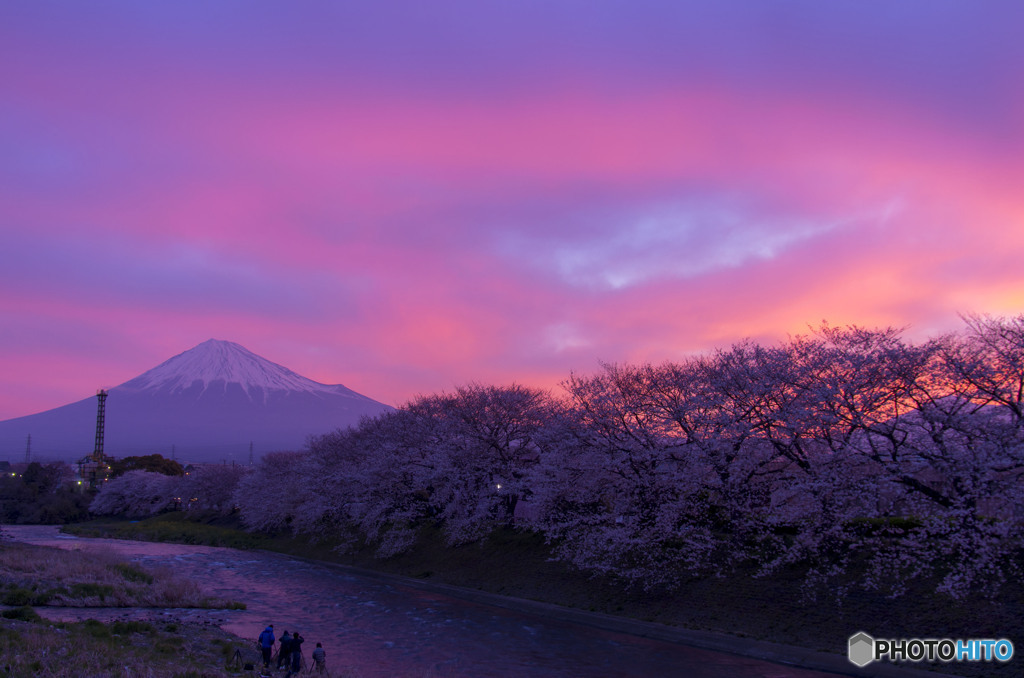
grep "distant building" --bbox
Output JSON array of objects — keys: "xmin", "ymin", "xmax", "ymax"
[{"xmin": 77, "ymin": 454, "xmax": 115, "ymax": 488}]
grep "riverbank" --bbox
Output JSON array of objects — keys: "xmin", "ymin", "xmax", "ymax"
[
  {"xmin": 62, "ymin": 514, "xmax": 1022, "ymax": 678},
  {"xmin": 0, "ymin": 537, "xmax": 254, "ymax": 677},
  {"xmin": 0, "ymin": 613, "xmax": 256, "ymax": 678}
]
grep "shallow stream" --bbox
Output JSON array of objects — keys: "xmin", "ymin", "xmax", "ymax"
[{"xmin": 3, "ymin": 525, "xmax": 839, "ymax": 677}]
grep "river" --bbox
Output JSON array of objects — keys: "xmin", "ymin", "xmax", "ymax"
[{"xmin": 3, "ymin": 525, "xmax": 842, "ymax": 678}]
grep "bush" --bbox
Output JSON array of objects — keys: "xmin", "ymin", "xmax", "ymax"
[
  {"xmin": 111, "ymin": 620, "xmax": 155, "ymax": 635},
  {"xmin": 69, "ymin": 583, "xmax": 115, "ymax": 601},
  {"xmin": 114, "ymin": 563, "xmax": 154, "ymax": 584},
  {"xmin": 155, "ymin": 638, "xmax": 183, "ymax": 655},
  {"xmin": 81, "ymin": 619, "xmax": 111, "ymax": 639},
  {"xmin": 1, "ymin": 587, "xmax": 33, "ymax": 606},
  {"xmin": 1, "ymin": 606, "xmax": 42, "ymax": 623}
]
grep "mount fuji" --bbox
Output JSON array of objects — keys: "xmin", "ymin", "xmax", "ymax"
[{"xmin": 0, "ymin": 339, "xmax": 393, "ymax": 463}]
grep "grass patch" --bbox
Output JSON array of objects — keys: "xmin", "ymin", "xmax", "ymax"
[
  {"xmin": 0, "ymin": 614, "xmax": 253, "ymax": 677},
  {"xmin": 111, "ymin": 620, "xmax": 156, "ymax": 635},
  {"xmin": 69, "ymin": 582, "xmax": 115, "ymax": 601},
  {"xmin": 0, "ymin": 537, "xmax": 254, "ymax": 676},
  {"xmin": 1, "ymin": 586, "xmax": 33, "ymax": 607},
  {"xmin": 64, "ymin": 512, "xmax": 271, "ymax": 550},
  {"xmin": 114, "ymin": 562, "xmax": 154, "ymax": 584},
  {"xmin": 81, "ymin": 617, "xmax": 112, "ymax": 639},
  {"xmin": 0, "ymin": 539, "xmax": 245, "ymax": 610},
  {"xmin": 1, "ymin": 606, "xmax": 43, "ymax": 623}
]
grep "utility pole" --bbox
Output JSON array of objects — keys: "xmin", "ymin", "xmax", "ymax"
[
  {"xmin": 249, "ymin": 441, "xmax": 254, "ymax": 466},
  {"xmin": 24, "ymin": 434, "xmax": 31, "ymax": 464}
]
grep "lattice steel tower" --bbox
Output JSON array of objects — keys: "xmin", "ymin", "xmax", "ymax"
[{"xmin": 93, "ymin": 389, "xmax": 108, "ymax": 463}]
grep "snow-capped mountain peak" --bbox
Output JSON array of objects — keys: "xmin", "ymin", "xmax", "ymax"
[
  {"xmin": 119, "ymin": 339, "xmax": 341, "ymax": 396},
  {"xmin": 0, "ymin": 339, "xmax": 392, "ymax": 462}
]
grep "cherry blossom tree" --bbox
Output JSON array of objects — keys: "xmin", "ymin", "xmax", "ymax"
[
  {"xmin": 331, "ymin": 384, "xmax": 556, "ymax": 554},
  {"xmin": 217, "ymin": 314, "xmax": 1024, "ymax": 599},
  {"xmin": 177, "ymin": 463, "xmax": 248, "ymax": 515},
  {"xmin": 526, "ymin": 319, "xmax": 1024, "ymax": 597},
  {"xmin": 233, "ymin": 451, "xmax": 308, "ymax": 533},
  {"xmin": 740, "ymin": 320, "xmax": 1023, "ymax": 599},
  {"xmin": 89, "ymin": 470, "xmax": 178, "ymax": 518},
  {"xmin": 529, "ymin": 363, "xmax": 725, "ymax": 586},
  {"xmin": 423, "ymin": 383, "xmax": 554, "ymax": 544}
]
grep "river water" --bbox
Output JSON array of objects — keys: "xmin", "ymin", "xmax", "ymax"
[{"xmin": 3, "ymin": 525, "xmax": 841, "ymax": 678}]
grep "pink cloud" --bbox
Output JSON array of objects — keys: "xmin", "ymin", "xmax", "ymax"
[{"xmin": 2, "ymin": 2, "xmax": 1023, "ymax": 422}]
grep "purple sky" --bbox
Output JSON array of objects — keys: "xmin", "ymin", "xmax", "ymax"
[{"xmin": 2, "ymin": 1, "xmax": 1023, "ymax": 419}]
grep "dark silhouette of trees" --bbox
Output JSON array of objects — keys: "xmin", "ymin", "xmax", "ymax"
[
  {"xmin": 0, "ymin": 461, "xmax": 92, "ymax": 524},
  {"xmin": 108, "ymin": 454, "xmax": 184, "ymax": 478}
]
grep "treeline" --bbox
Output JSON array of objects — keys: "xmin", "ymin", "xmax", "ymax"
[
  {"xmin": 90, "ymin": 464, "xmax": 245, "ymax": 517},
  {"xmin": 91, "ymin": 314, "xmax": 1024, "ymax": 599},
  {"xmin": 0, "ymin": 455, "xmax": 187, "ymax": 526},
  {"xmin": 0, "ymin": 462, "xmax": 91, "ymax": 524}
]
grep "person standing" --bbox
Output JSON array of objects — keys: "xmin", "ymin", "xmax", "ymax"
[
  {"xmin": 311, "ymin": 642, "xmax": 328, "ymax": 676},
  {"xmin": 276, "ymin": 630, "xmax": 293, "ymax": 670},
  {"xmin": 257, "ymin": 625, "xmax": 275, "ymax": 669},
  {"xmin": 286, "ymin": 631, "xmax": 304, "ymax": 677}
]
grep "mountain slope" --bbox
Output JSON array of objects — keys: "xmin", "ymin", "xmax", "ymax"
[{"xmin": 0, "ymin": 340, "xmax": 393, "ymax": 463}]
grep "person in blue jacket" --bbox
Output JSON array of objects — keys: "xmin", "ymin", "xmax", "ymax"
[{"xmin": 257, "ymin": 624, "xmax": 275, "ymax": 668}]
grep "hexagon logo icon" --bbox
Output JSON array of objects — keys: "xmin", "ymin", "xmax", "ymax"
[{"xmin": 848, "ymin": 632, "xmax": 875, "ymax": 667}]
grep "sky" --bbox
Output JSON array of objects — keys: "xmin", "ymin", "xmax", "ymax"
[{"xmin": 2, "ymin": 1, "xmax": 1023, "ymax": 420}]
